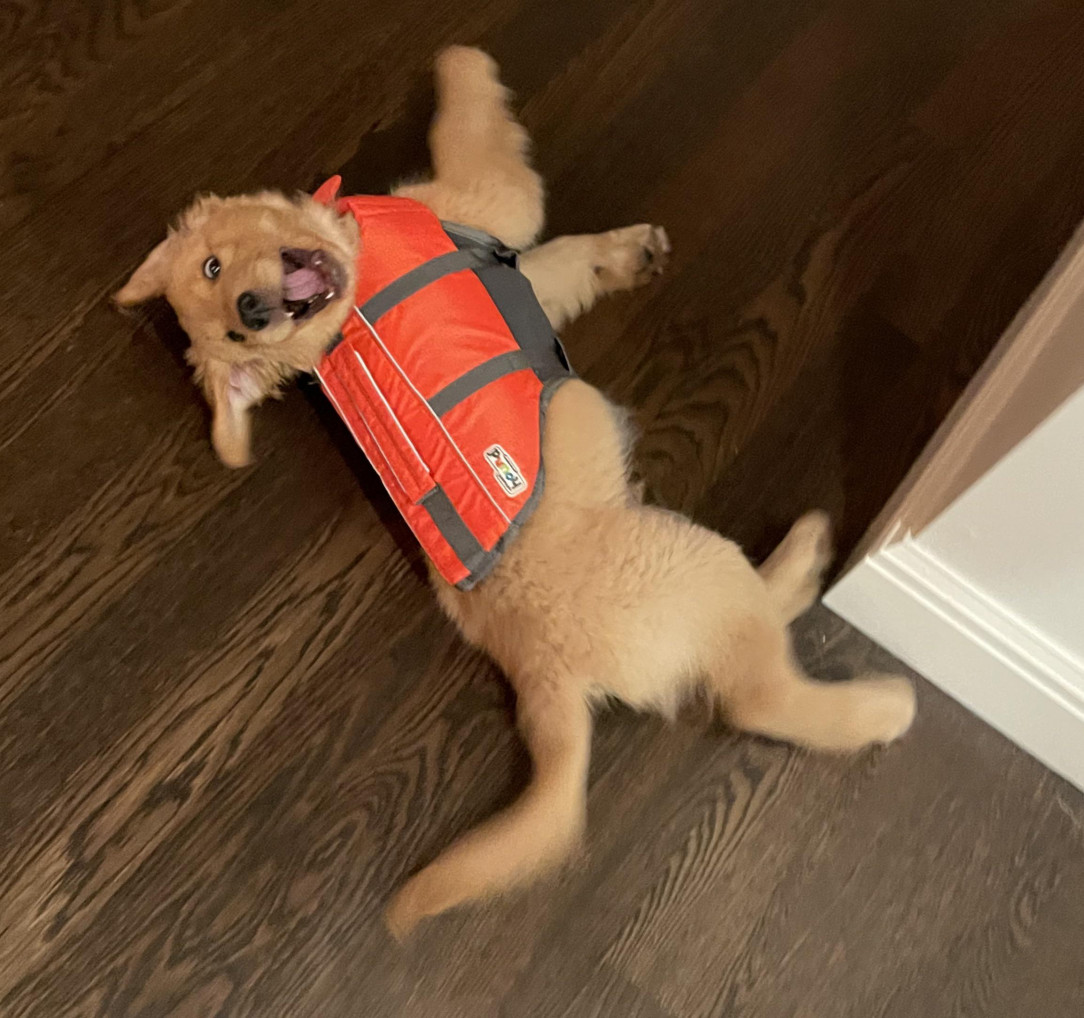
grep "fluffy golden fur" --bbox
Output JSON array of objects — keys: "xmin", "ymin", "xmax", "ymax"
[{"xmin": 117, "ymin": 46, "xmax": 916, "ymax": 940}]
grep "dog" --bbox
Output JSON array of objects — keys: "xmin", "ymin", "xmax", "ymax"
[{"xmin": 116, "ymin": 46, "xmax": 916, "ymax": 939}]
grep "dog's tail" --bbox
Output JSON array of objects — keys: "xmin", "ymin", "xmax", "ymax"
[{"xmin": 385, "ymin": 682, "xmax": 592, "ymax": 940}]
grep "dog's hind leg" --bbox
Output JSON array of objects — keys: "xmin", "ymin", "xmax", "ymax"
[
  {"xmin": 716, "ymin": 616, "xmax": 916, "ymax": 753},
  {"xmin": 395, "ymin": 46, "xmax": 545, "ymax": 249},
  {"xmin": 757, "ymin": 511, "xmax": 834, "ymax": 625},
  {"xmin": 519, "ymin": 225, "xmax": 671, "ymax": 330},
  {"xmin": 385, "ymin": 675, "xmax": 593, "ymax": 940}
]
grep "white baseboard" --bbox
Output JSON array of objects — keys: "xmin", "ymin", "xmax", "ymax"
[{"xmin": 825, "ymin": 538, "xmax": 1084, "ymax": 793}]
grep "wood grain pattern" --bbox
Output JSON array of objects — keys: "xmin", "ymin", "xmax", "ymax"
[{"xmin": 3, "ymin": 1, "xmax": 1084, "ymax": 1015}]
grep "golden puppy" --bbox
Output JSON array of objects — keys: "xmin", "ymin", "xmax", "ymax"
[{"xmin": 117, "ymin": 46, "xmax": 916, "ymax": 939}]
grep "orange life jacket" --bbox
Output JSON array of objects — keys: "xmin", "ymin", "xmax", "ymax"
[{"xmin": 312, "ymin": 176, "xmax": 573, "ymax": 590}]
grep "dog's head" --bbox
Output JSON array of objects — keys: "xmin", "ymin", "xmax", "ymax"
[{"xmin": 116, "ymin": 191, "xmax": 358, "ymax": 466}]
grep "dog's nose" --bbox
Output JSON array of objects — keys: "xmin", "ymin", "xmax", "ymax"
[{"xmin": 237, "ymin": 291, "xmax": 271, "ymax": 331}]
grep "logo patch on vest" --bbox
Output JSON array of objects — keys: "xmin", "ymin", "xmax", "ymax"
[{"xmin": 484, "ymin": 444, "xmax": 527, "ymax": 497}]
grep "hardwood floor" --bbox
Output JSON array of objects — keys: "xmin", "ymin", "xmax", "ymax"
[{"xmin": 3, "ymin": 1, "xmax": 1084, "ymax": 1015}]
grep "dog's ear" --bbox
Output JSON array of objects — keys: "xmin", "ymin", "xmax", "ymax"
[
  {"xmin": 115, "ymin": 236, "xmax": 174, "ymax": 305},
  {"xmin": 195, "ymin": 357, "xmax": 275, "ymax": 469}
]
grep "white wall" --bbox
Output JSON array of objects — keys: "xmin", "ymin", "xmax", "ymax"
[
  {"xmin": 826, "ymin": 383, "xmax": 1084, "ymax": 792},
  {"xmin": 920, "ymin": 384, "xmax": 1084, "ymax": 682}
]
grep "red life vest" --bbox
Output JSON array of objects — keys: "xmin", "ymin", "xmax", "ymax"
[{"xmin": 312, "ymin": 176, "xmax": 572, "ymax": 590}]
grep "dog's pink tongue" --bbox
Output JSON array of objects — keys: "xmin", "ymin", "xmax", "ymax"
[{"xmin": 283, "ymin": 267, "xmax": 324, "ymax": 300}]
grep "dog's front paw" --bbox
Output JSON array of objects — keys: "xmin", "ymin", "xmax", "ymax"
[
  {"xmin": 593, "ymin": 224, "xmax": 670, "ymax": 292},
  {"xmin": 434, "ymin": 45, "xmax": 500, "ymax": 85}
]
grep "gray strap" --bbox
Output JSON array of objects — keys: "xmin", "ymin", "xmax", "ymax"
[
  {"xmin": 441, "ymin": 220, "xmax": 504, "ymax": 248},
  {"xmin": 360, "ymin": 248, "xmax": 490, "ymax": 322},
  {"xmin": 427, "ymin": 350, "xmax": 531, "ymax": 416},
  {"xmin": 419, "ymin": 486, "xmax": 484, "ymax": 568},
  {"xmin": 464, "ymin": 251, "xmax": 571, "ymax": 384}
]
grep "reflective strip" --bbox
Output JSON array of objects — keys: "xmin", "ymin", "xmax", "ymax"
[
  {"xmin": 355, "ymin": 309, "xmax": 513, "ymax": 526},
  {"xmin": 419, "ymin": 487, "xmax": 484, "ymax": 568},
  {"xmin": 360, "ymin": 248, "xmax": 490, "ymax": 322},
  {"xmin": 350, "ymin": 349, "xmax": 429, "ymax": 474},
  {"xmin": 315, "ymin": 365, "xmax": 412, "ymax": 497},
  {"xmin": 427, "ymin": 350, "xmax": 531, "ymax": 417}
]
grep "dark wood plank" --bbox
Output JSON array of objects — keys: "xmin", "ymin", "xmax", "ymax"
[{"xmin": 3, "ymin": 1, "xmax": 1084, "ymax": 1016}]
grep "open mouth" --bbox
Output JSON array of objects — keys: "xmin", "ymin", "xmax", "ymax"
[{"xmin": 281, "ymin": 248, "xmax": 345, "ymax": 322}]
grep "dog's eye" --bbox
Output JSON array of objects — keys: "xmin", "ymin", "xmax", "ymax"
[{"xmin": 202, "ymin": 256, "xmax": 222, "ymax": 280}]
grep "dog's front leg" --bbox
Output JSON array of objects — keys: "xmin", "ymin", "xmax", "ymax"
[
  {"xmin": 196, "ymin": 358, "xmax": 275, "ymax": 468},
  {"xmin": 518, "ymin": 225, "xmax": 670, "ymax": 331},
  {"xmin": 395, "ymin": 47, "xmax": 545, "ymax": 250}
]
